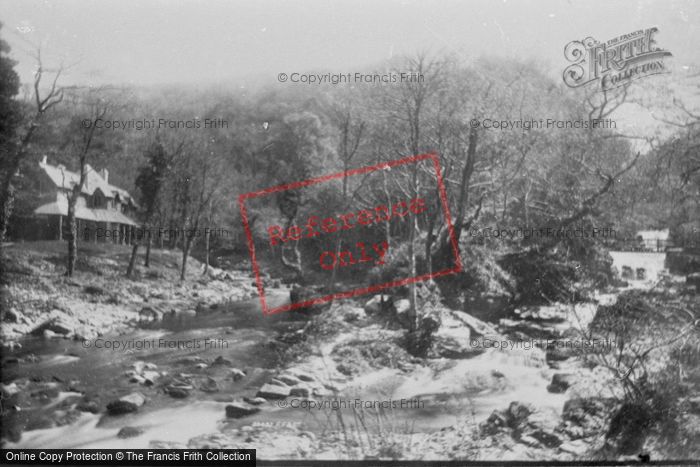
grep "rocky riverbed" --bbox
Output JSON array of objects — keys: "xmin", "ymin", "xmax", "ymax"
[{"xmin": 2, "ymin": 247, "xmax": 698, "ymax": 460}]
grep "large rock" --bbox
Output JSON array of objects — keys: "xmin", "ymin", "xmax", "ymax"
[
  {"xmin": 547, "ymin": 373, "xmax": 575, "ymax": 393},
  {"xmin": 106, "ymin": 392, "xmax": 145, "ymax": 415},
  {"xmin": 3, "ymin": 308, "xmax": 19, "ymax": 323},
  {"xmin": 165, "ymin": 386, "xmax": 191, "ymax": 398},
  {"xmin": 30, "ymin": 318, "xmax": 73, "ymax": 336},
  {"xmin": 429, "ymin": 308, "xmax": 496, "ymax": 359},
  {"xmin": 117, "ymin": 426, "xmax": 145, "ymax": 438},
  {"xmin": 230, "ymin": 368, "xmax": 246, "ymax": 381},
  {"xmin": 289, "ymin": 385, "xmax": 311, "ymax": 397},
  {"xmin": 276, "ymin": 374, "xmax": 301, "ymax": 386},
  {"xmin": 480, "ymin": 401, "xmax": 533, "ymax": 435},
  {"xmin": 256, "ymin": 383, "xmax": 290, "ymax": 400},
  {"xmin": 431, "ymin": 317, "xmax": 475, "ymax": 358},
  {"xmin": 141, "ymin": 371, "xmax": 160, "ymax": 385},
  {"xmin": 394, "ymin": 299, "xmax": 410, "ymax": 316},
  {"xmin": 225, "ymin": 402, "xmax": 261, "ymax": 418},
  {"xmin": 212, "ymin": 356, "xmax": 232, "ymax": 366},
  {"xmin": 76, "ymin": 399, "xmax": 100, "ymax": 414},
  {"xmin": 364, "ymin": 295, "xmax": 393, "ymax": 314},
  {"xmin": 199, "ymin": 377, "xmax": 219, "ymax": 393},
  {"xmin": 526, "ymin": 429, "xmax": 563, "ymax": 448},
  {"xmin": 119, "ymin": 392, "xmax": 146, "ymax": 407},
  {"xmin": 288, "ymin": 370, "xmax": 316, "ymax": 383}
]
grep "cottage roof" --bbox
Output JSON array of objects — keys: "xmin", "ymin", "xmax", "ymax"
[
  {"xmin": 34, "ymin": 192, "xmax": 139, "ymax": 226},
  {"xmin": 39, "ymin": 159, "xmax": 139, "ymax": 208}
]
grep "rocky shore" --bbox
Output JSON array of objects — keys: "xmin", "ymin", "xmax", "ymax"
[{"xmin": 1, "ymin": 241, "xmax": 258, "ymax": 343}]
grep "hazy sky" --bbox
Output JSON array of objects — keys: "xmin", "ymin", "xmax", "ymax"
[{"xmin": 1, "ymin": 0, "xmax": 698, "ymax": 87}]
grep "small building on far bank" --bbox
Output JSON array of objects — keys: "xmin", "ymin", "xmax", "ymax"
[
  {"xmin": 29, "ymin": 156, "xmax": 139, "ymax": 243},
  {"xmin": 635, "ymin": 229, "xmax": 670, "ymax": 252}
]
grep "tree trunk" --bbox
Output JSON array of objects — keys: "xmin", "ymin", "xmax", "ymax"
[
  {"xmin": 407, "ymin": 163, "xmax": 419, "ymax": 333},
  {"xmin": 66, "ymin": 195, "xmax": 78, "ymax": 276},
  {"xmin": 180, "ymin": 235, "xmax": 193, "ymax": 281},
  {"xmin": 203, "ymin": 229, "xmax": 210, "ymax": 275},
  {"xmin": 330, "ymin": 170, "xmax": 348, "ymax": 285},
  {"xmin": 126, "ymin": 242, "xmax": 139, "ymax": 277},
  {"xmin": 180, "ymin": 218, "xmax": 199, "ymax": 281},
  {"xmin": 144, "ymin": 232, "xmax": 151, "ymax": 267},
  {"xmin": 0, "ymin": 185, "xmax": 15, "ymax": 242}
]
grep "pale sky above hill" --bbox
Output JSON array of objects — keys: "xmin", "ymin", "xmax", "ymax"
[{"xmin": 1, "ymin": 0, "xmax": 698, "ymax": 87}]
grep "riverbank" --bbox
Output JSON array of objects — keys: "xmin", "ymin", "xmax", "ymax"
[{"xmin": 0, "ymin": 241, "xmax": 258, "ymax": 343}]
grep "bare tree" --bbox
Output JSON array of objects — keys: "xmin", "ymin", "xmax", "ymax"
[
  {"xmin": 0, "ymin": 50, "xmax": 63, "ymax": 241},
  {"xmin": 66, "ymin": 91, "xmax": 111, "ymax": 276}
]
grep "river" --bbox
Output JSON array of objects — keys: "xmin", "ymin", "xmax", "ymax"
[{"xmin": 2, "ymin": 252, "xmax": 668, "ymax": 453}]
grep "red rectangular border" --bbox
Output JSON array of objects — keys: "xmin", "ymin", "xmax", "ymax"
[{"xmin": 238, "ymin": 153, "xmax": 462, "ymax": 315}]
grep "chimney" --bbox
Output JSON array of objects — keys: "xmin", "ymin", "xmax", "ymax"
[{"xmin": 100, "ymin": 168, "xmax": 109, "ymax": 183}]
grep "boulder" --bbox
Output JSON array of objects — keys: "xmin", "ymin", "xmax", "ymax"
[
  {"xmin": 547, "ymin": 373, "xmax": 575, "ymax": 393},
  {"xmin": 199, "ymin": 377, "xmax": 219, "ymax": 393},
  {"xmin": 141, "ymin": 371, "xmax": 160, "ymax": 385},
  {"xmin": 1, "ymin": 382, "xmax": 20, "ymax": 398},
  {"xmin": 527, "ymin": 429, "xmax": 562, "ymax": 448},
  {"xmin": 225, "ymin": 402, "xmax": 261, "ymax": 418},
  {"xmin": 256, "ymin": 383, "xmax": 290, "ymax": 400},
  {"xmin": 506, "ymin": 401, "xmax": 533, "ymax": 427},
  {"xmin": 480, "ymin": 401, "xmax": 533, "ymax": 435},
  {"xmin": 129, "ymin": 375, "xmax": 146, "ymax": 385},
  {"xmin": 3, "ymin": 308, "xmax": 19, "ymax": 323},
  {"xmin": 30, "ymin": 319, "xmax": 73, "ymax": 336},
  {"xmin": 165, "ymin": 386, "xmax": 191, "ymax": 398},
  {"xmin": 76, "ymin": 399, "xmax": 100, "ymax": 414},
  {"xmin": 106, "ymin": 392, "xmax": 145, "ymax": 415},
  {"xmin": 289, "ymin": 385, "xmax": 311, "ymax": 397},
  {"xmin": 288, "ymin": 370, "xmax": 315, "ymax": 383},
  {"xmin": 120, "ymin": 392, "xmax": 146, "ymax": 407},
  {"xmin": 394, "ymin": 299, "xmax": 410, "ymax": 316},
  {"xmin": 430, "ymin": 311, "xmax": 477, "ymax": 359},
  {"xmin": 276, "ymin": 374, "xmax": 301, "ymax": 386},
  {"xmin": 117, "ymin": 426, "xmax": 145, "ymax": 439},
  {"xmin": 138, "ymin": 306, "xmax": 161, "ymax": 321},
  {"xmin": 230, "ymin": 368, "xmax": 246, "ymax": 381},
  {"xmin": 364, "ymin": 295, "xmax": 393, "ymax": 314},
  {"xmin": 212, "ymin": 356, "xmax": 232, "ymax": 366}
]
